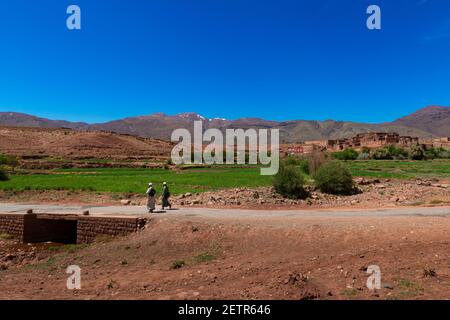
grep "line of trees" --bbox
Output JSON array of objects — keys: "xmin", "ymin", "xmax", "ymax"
[{"xmin": 332, "ymin": 145, "xmax": 450, "ymax": 161}]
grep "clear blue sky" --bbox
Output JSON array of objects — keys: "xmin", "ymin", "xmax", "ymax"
[{"xmin": 1, "ymin": 0, "xmax": 449, "ymax": 123}]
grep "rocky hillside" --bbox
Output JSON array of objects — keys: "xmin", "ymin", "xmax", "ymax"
[
  {"xmin": 0, "ymin": 126, "xmax": 173, "ymax": 160},
  {"xmin": 392, "ymin": 106, "xmax": 450, "ymax": 137},
  {"xmin": 0, "ymin": 106, "xmax": 448, "ymax": 142}
]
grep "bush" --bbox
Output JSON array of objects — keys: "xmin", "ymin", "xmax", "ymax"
[
  {"xmin": 424, "ymin": 147, "xmax": 448, "ymax": 159},
  {"xmin": 282, "ymin": 156, "xmax": 310, "ymax": 175},
  {"xmin": 371, "ymin": 147, "xmax": 392, "ymax": 160},
  {"xmin": 314, "ymin": 161, "xmax": 354, "ymax": 195},
  {"xmin": 0, "ymin": 154, "xmax": 18, "ymax": 167},
  {"xmin": 332, "ymin": 148, "xmax": 358, "ymax": 161},
  {"xmin": 273, "ymin": 164, "xmax": 309, "ymax": 199},
  {"xmin": 0, "ymin": 168, "xmax": 8, "ymax": 181},
  {"xmin": 409, "ymin": 144, "xmax": 425, "ymax": 160},
  {"xmin": 386, "ymin": 145, "xmax": 408, "ymax": 159},
  {"xmin": 357, "ymin": 152, "xmax": 370, "ymax": 160}
]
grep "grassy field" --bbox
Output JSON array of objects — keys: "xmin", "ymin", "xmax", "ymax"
[
  {"xmin": 0, "ymin": 160, "xmax": 449, "ymax": 195},
  {"xmin": 347, "ymin": 159, "xmax": 450, "ymax": 180},
  {"xmin": 0, "ymin": 167, "xmax": 272, "ymax": 195}
]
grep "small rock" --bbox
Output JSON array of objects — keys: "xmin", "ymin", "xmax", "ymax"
[
  {"xmin": 383, "ymin": 283, "xmax": 394, "ymax": 290},
  {"xmin": 120, "ymin": 199, "xmax": 131, "ymax": 206}
]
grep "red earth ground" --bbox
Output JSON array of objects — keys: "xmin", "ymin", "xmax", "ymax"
[{"xmin": 1, "ymin": 211, "xmax": 450, "ymax": 300}]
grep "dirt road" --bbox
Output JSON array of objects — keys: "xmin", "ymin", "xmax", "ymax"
[{"xmin": 1, "ymin": 202, "xmax": 450, "ymax": 218}]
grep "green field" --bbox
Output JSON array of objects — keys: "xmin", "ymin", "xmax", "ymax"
[
  {"xmin": 0, "ymin": 167, "xmax": 272, "ymax": 195},
  {"xmin": 347, "ymin": 160, "xmax": 450, "ymax": 180},
  {"xmin": 0, "ymin": 160, "xmax": 449, "ymax": 195}
]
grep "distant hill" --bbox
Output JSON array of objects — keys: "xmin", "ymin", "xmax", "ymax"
[
  {"xmin": 0, "ymin": 106, "xmax": 448, "ymax": 143},
  {"xmin": 392, "ymin": 106, "xmax": 450, "ymax": 137},
  {"xmin": 0, "ymin": 112, "xmax": 88, "ymax": 130},
  {"xmin": 0, "ymin": 126, "xmax": 173, "ymax": 160}
]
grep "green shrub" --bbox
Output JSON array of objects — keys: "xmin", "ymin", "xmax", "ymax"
[
  {"xmin": 424, "ymin": 147, "xmax": 448, "ymax": 159},
  {"xmin": 332, "ymin": 148, "xmax": 358, "ymax": 161},
  {"xmin": 282, "ymin": 156, "xmax": 310, "ymax": 175},
  {"xmin": 357, "ymin": 152, "xmax": 370, "ymax": 160},
  {"xmin": 0, "ymin": 168, "xmax": 8, "ymax": 181},
  {"xmin": 386, "ymin": 145, "xmax": 408, "ymax": 159},
  {"xmin": 371, "ymin": 148, "xmax": 392, "ymax": 160},
  {"xmin": 369, "ymin": 145, "xmax": 409, "ymax": 160},
  {"xmin": 409, "ymin": 144, "xmax": 425, "ymax": 160},
  {"xmin": 0, "ymin": 155, "xmax": 18, "ymax": 167},
  {"xmin": 273, "ymin": 164, "xmax": 309, "ymax": 199},
  {"xmin": 314, "ymin": 161, "xmax": 354, "ymax": 195}
]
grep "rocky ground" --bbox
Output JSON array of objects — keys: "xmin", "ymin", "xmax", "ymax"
[
  {"xmin": 168, "ymin": 177, "xmax": 449, "ymax": 209},
  {"xmin": 1, "ymin": 178, "xmax": 448, "ymax": 210}
]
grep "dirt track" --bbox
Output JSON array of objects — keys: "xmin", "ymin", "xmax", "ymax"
[{"xmin": 1, "ymin": 204, "xmax": 450, "ymax": 300}]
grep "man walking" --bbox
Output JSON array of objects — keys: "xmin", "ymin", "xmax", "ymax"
[
  {"xmin": 146, "ymin": 182, "xmax": 156, "ymax": 213},
  {"xmin": 161, "ymin": 182, "xmax": 171, "ymax": 210}
]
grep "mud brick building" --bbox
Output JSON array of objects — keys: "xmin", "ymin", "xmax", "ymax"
[
  {"xmin": 325, "ymin": 132, "xmax": 419, "ymax": 151},
  {"xmin": 421, "ymin": 137, "xmax": 450, "ymax": 149}
]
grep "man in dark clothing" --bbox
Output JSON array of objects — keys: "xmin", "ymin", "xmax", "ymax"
[{"xmin": 161, "ymin": 182, "xmax": 171, "ymax": 210}]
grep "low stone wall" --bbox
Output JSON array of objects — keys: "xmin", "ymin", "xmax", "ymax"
[
  {"xmin": 0, "ymin": 214, "xmax": 25, "ymax": 240},
  {"xmin": 77, "ymin": 216, "xmax": 146, "ymax": 244},
  {"xmin": 0, "ymin": 213, "xmax": 146, "ymax": 244}
]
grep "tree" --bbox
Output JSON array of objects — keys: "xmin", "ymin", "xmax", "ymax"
[{"xmin": 409, "ymin": 144, "xmax": 425, "ymax": 160}]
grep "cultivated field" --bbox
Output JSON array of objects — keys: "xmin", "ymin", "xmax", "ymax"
[{"xmin": 1, "ymin": 160, "xmax": 449, "ymax": 195}]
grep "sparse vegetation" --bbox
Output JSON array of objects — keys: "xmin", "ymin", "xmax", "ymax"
[
  {"xmin": 333, "ymin": 148, "xmax": 358, "ymax": 161},
  {"xmin": 273, "ymin": 164, "xmax": 309, "ymax": 199},
  {"xmin": 423, "ymin": 267, "xmax": 437, "ymax": 277},
  {"xmin": 397, "ymin": 279, "xmax": 423, "ymax": 297},
  {"xmin": 0, "ymin": 233, "xmax": 13, "ymax": 240},
  {"xmin": 341, "ymin": 288, "xmax": 358, "ymax": 298},
  {"xmin": 314, "ymin": 161, "xmax": 354, "ymax": 195},
  {"xmin": 0, "ymin": 167, "xmax": 8, "ymax": 181},
  {"xmin": 47, "ymin": 244, "xmax": 89, "ymax": 253},
  {"xmin": 107, "ymin": 280, "xmax": 118, "ymax": 289},
  {"xmin": 282, "ymin": 156, "xmax": 310, "ymax": 175},
  {"xmin": 194, "ymin": 252, "xmax": 216, "ymax": 263},
  {"xmin": 170, "ymin": 260, "xmax": 186, "ymax": 269}
]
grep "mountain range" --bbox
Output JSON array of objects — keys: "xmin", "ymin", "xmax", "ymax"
[{"xmin": 0, "ymin": 106, "xmax": 448, "ymax": 143}]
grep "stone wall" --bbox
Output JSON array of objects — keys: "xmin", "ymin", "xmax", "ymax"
[
  {"xmin": 0, "ymin": 213, "xmax": 146, "ymax": 244},
  {"xmin": 0, "ymin": 214, "xmax": 24, "ymax": 240},
  {"xmin": 77, "ymin": 216, "xmax": 146, "ymax": 244}
]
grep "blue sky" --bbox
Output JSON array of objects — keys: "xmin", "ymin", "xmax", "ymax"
[{"xmin": 0, "ymin": 0, "xmax": 449, "ymax": 123}]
